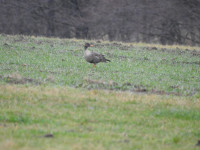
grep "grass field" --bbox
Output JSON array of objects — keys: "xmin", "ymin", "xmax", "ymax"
[
  {"xmin": 0, "ymin": 34, "xmax": 200, "ymax": 150},
  {"xmin": 0, "ymin": 34, "xmax": 199, "ymax": 96}
]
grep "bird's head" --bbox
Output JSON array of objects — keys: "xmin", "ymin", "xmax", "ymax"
[{"xmin": 84, "ymin": 43, "xmax": 94, "ymax": 50}]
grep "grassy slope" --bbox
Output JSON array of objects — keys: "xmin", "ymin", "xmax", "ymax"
[
  {"xmin": 0, "ymin": 34, "xmax": 200, "ymax": 150},
  {"xmin": 0, "ymin": 85, "xmax": 200, "ymax": 150},
  {"xmin": 0, "ymin": 34, "xmax": 199, "ymax": 96}
]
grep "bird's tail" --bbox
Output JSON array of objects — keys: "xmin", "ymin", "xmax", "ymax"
[{"xmin": 106, "ymin": 59, "xmax": 111, "ymax": 62}]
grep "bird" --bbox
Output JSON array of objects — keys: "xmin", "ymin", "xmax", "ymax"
[{"xmin": 84, "ymin": 43, "xmax": 110, "ymax": 67}]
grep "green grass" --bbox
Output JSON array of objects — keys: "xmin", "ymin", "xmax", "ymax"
[
  {"xmin": 0, "ymin": 85, "xmax": 200, "ymax": 150},
  {"xmin": 0, "ymin": 34, "xmax": 199, "ymax": 96},
  {"xmin": 0, "ymin": 34, "xmax": 200, "ymax": 149}
]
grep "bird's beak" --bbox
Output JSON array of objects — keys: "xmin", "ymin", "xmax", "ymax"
[{"xmin": 90, "ymin": 45, "xmax": 94, "ymax": 47}]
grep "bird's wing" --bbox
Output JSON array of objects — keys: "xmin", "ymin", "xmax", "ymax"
[
  {"xmin": 91, "ymin": 52, "xmax": 108, "ymax": 63},
  {"xmin": 93, "ymin": 52, "xmax": 104, "ymax": 59}
]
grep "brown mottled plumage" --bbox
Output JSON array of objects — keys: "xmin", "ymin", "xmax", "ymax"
[{"xmin": 84, "ymin": 43, "xmax": 110, "ymax": 67}]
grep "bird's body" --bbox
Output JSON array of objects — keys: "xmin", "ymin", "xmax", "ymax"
[{"xmin": 84, "ymin": 43, "xmax": 110, "ymax": 67}]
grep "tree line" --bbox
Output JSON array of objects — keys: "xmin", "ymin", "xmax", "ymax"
[{"xmin": 0, "ymin": 0, "xmax": 200, "ymax": 45}]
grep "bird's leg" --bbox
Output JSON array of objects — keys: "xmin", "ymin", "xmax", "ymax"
[{"xmin": 93, "ymin": 64, "xmax": 96, "ymax": 68}]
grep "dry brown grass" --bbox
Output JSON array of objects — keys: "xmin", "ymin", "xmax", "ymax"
[{"xmin": 1, "ymin": 84, "xmax": 199, "ymax": 108}]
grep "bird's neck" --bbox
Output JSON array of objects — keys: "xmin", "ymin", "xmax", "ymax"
[{"xmin": 84, "ymin": 46, "xmax": 88, "ymax": 51}]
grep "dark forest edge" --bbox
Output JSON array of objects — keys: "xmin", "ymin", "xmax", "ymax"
[{"xmin": 0, "ymin": 0, "xmax": 200, "ymax": 46}]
